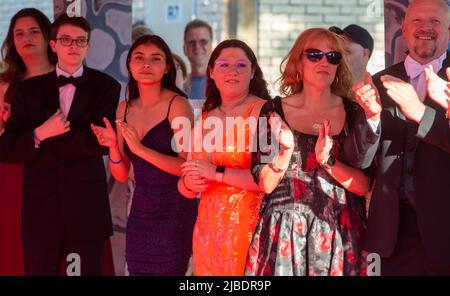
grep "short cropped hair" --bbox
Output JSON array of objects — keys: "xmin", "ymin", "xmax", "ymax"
[
  {"xmin": 183, "ymin": 19, "xmax": 213, "ymax": 41},
  {"xmin": 51, "ymin": 13, "xmax": 91, "ymax": 41}
]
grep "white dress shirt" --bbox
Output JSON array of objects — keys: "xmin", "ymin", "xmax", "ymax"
[
  {"xmin": 56, "ymin": 65, "xmax": 84, "ymax": 117},
  {"xmin": 404, "ymin": 52, "xmax": 447, "ymax": 101}
]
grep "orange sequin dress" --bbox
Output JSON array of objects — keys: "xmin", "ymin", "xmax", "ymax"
[{"xmin": 191, "ymin": 102, "xmax": 264, "ymax": 275}]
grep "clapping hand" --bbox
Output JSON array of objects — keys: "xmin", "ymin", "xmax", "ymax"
[
  {"xmin": 352, "ymin": 72, "xmax": 382, "ymax": 121},
  {"xmin": 116, "ymin": 120, "xmax": 143, "ymax": 155},
  {"xmin": 381, "ymin": 74, "xmax": 426, "ymax": 123},
  {"xmin": 269, "ymin": 112, "xmax": 294, "ymax": 152},
  {"xmin": 315, "ymin": 120, "xmax": 333, "ymax": 165},
  {"xmin": 91, "ymin": 117, "xmax": 118, "ymax": 148},
  {"xmin": 424, "ymin": 65, "xmax": 450, "ymax": 110}
]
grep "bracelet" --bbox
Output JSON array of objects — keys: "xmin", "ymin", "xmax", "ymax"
[
  {"xmin": 181, "ymin": 174, "xmax": 194, "ymax": 192},
  {"xmin": 268, "ymin": 161, "xmax": 289, "ymax": 173},
  {"xmin": 109, "ymin": 155, "xmax": 123, "ymax": 164}
]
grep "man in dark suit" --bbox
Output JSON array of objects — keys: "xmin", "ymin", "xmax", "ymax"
[
  {"xmin": 345, "ymin": 0, "xmax": 450, "ymax": 275},
  {"xmin": 0, "ymin": 14, "xmax": 120, "ymax": 275}
]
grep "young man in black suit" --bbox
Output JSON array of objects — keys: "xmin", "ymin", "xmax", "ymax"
[
  {"xmin": 0, "ymin": 14, "xmax": 120, "ymax": 275},
  {"xmin": 346, "ymin": 0, "xmax": 450, "ymax": 275}
]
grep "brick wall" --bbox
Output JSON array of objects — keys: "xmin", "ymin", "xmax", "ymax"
[{"xmin": 258, "ymin": 0, "xmax": 385, "ymax": 93}]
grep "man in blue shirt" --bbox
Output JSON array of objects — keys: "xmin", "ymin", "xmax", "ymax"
[{"xmin": 183, "ymin": 19, "xmax": 213, "ymax": 101}]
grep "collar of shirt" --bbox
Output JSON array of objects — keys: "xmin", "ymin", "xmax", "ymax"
[
  {"xmin": 404, "ymin": 52, "xmax": 447, "ymax": 80},
  {"xmin": 56, "ymin": 65, "xmax": 83, "ymax": 117},
  {"xmin": 56, "ymin": 64, "xmax": 84, "ymax": 79}
]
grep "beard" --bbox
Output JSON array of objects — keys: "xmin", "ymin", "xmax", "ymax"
[{"xmin": 414, "ymin": 43, "xmax": 437, "ymax": 59}]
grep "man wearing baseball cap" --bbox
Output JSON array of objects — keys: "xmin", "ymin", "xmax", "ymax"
[{"xmin": 329, "ymin": 24, "xmax": 374, "ymax": 85}]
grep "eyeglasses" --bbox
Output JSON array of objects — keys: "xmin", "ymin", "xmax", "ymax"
[
  {"xmin": 214, "ymin": 61, "xmax": 251, "ymax": 74},
  {"xmin": 55, "ymin": 37, "xmax": 89, "ymax": 47},
  {"xmin": 303, "ymin": 48, "xmax": 342, "ymax": 65},
  {"xmin": 186, "ymin": 39, "xmax": 209, "ymax": 48}
]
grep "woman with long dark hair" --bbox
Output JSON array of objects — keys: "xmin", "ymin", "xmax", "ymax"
[
  {"xmin": 91, "ymin": 35, "xmax": 197, "ymax": 275},
  {"xmin": 178, "ymin": 39, "xmax": 270, "ymax": 275},
  {"xmin": 0, "ymin": 8, "xmax": 55, "ymax": 275}
]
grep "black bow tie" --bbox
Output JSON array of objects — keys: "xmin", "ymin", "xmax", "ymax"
[{"xmin": 57, "ymin": 75, "xmax": 82, "ymax": 87}]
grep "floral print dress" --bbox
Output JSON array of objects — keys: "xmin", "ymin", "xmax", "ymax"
[{"xmin": 245, "ymin": 97, "xmax": 367, "ymax": 276}]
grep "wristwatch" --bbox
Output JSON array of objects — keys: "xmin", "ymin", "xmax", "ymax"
[
  {"xmin": 322, "ymin": 155, "xmax": 336, "ymax": 170},
  {"xmin": 215, "ymin": 165, "xmax": 225, "ymax": 183}
]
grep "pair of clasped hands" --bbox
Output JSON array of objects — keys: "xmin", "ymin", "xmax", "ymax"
[{"xmin": 354, "ymin": 65, "xmax": 450, "ymax": 124}]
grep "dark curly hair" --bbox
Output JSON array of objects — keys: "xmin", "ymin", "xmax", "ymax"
[{"xmin": 204, "ymin": 39, "xmax": 271, "ymax": 111}]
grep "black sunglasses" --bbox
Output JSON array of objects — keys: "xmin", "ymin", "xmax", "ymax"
[{"xmin": 303, "ymin": 48, "xmax": 342, "ymax": 65}]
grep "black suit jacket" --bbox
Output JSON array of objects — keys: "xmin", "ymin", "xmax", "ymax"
[
  {"xmin": 0, "ymin": 67, "xmax": 120, "ymax": 243},
  {"xmin": 344, "ymin": 54, "xmax": 450, "ymax": 264}
]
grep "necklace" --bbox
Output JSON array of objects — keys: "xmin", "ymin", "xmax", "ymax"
[{"xmin": 218, "ymin": 95, "xmax": 250, "ymax": 116}]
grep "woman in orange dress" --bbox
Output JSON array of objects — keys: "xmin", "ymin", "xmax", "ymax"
[{"xmin": 178, "ymin": 39, "xmax": 271, "ymax": 275}]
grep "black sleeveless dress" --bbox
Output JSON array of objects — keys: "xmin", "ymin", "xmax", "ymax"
[{"xmin": 124, "ymin": 96, "xmax": 197, "ymax": 275}]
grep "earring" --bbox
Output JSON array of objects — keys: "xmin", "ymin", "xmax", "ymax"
[{"xmin": 296, "ymin": 72, "xmax": 302, "ymax": 82}]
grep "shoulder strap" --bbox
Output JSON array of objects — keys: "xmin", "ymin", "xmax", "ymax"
[
  {"xmin": 166, "ymin": 95, "xmax": 179, "ymax": 118},
  {"xmin": 242, "ymin": 101, "xmax": 259, "ymax": 119},
  {"xmin": 273, "ymin": 96, "xmax": 287, "ymax": 122}
]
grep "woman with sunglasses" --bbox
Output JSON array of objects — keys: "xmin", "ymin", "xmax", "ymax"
[
  {"xmin": 178, "ymin": 39, "xmax": 271, "ymax": 275},
  {"xmin": 245, "ymin": 28, "xmax": 370, "ymax": 276}
]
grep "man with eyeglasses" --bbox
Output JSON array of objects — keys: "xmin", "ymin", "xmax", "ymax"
[
  {"xmin": 0, "ymin": 14, "xmax": 120, "ymax": 275},
  {"xmin": 183, "ymin": 19, "xmax": 213, "ymax": 104}
]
